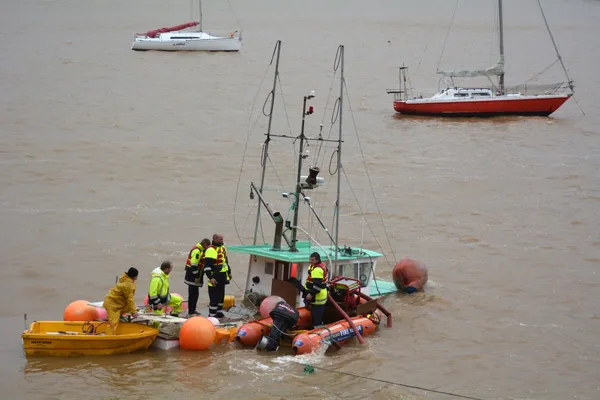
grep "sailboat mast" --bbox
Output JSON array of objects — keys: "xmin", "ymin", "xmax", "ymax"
[
  {"xmin": 498, "ymin": 0, "xmax": 505, "ymax": 94},
  {"xmin": 253, "ymin": 40, "xmax": 282, "ymax": 245},
  {"xmin": 334, "ymin": 45, "xmax": 344, "ymax": 268},
  {"xmin": 198, "ymin": 0, "xmax": 203, "ymax": 31}
]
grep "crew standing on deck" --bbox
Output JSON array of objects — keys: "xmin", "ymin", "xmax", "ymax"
[
  {"xmin": 203, "ymin": 233, "xmax": 231, "ymax": 318},
  {"xmin": 184, "ymin": 238, "xmax": 211, "ymax": 316},
  {"xmin": 304, "ymin": 252, "xmax": 329, "ymax": 327},
  {"xmin": 148, "ymin": 261, "xmax": 183, "ymax": 316},
  {"xmin": 102, "ymin": 267, "xmax": 139, "ymax": 334}
]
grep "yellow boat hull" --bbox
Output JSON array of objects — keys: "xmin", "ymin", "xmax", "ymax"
[{"xmin": 22, "ymin": 321, "xmax": 159, "ymax": 357}]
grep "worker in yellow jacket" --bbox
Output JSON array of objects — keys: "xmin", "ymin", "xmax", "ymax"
[
  {"xmin": 303, "ymin": 252, "xmax": 328, "ymax": 327},
  {"xmin": 102, "ymin": 267, "xmax": 139, "ymax": 335},
  {"xmin": 148, "ymin": 261, "xmax": 183, "ymax": 316}
]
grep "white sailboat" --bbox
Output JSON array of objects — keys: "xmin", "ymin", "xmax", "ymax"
[{"xmin": 131, "ymin": 0, "xmax": 242, "ymax": 52}]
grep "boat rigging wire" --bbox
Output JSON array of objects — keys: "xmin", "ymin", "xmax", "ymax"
[
  {"xmin": 226, "ymin": 0, "xmax": 243, "ymax": 33},
  {"xmin": 535, "ymin": 0, "xmax": 584, "ymax": 115},
  {"xmin": 342, "ymin": 79, "xmax": 397, "ymax": 264},
  {"xmin": 437, "ymin": 0, "xmax": 459, "ymax": 72},
  {"xmin": 233, "ymin": 59, "xmax": 272, "ymax": 246},
  {"xmin": 301, "ymin": 364, "xmax": 488, "ymax": 400},
  {"xmin": 536, "ymin": 0, "xmax": 573, "ymax": 91}
]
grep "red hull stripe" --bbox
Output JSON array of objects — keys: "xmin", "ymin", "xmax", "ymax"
[{"xmin": 393, "ymin": 96, "xmax": 570, "ymax": 117}]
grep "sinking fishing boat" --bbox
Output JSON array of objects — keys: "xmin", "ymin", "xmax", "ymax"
[
  {"xmin": 85, "ymin": 295, "xmax": 244, "ymax": 351},
  {"xmin": 21, "ymin": 320, "xmax": 159, "ymax": 357},
  {"xmin": 228, "ymin": 41, "xmax": 411, "ymax": 355}
]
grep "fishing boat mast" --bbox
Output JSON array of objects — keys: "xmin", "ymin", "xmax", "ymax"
[
  {"xmin": 289, "ymin": 90, "xmax": 315, "ymax": 252},
  {"xmin": 253, "ymin": 40, "xmax": 282, "ymax": 245},
  {"xmin": 333, "ymin": 45, "xmax": 344, "ymax": 268}
]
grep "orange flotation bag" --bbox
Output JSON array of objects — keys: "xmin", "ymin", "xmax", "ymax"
[{"xmin": 393, "ymin": 258, "xmax": 428, "ymax": 294}]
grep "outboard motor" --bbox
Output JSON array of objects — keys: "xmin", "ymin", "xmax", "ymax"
[{"xmin": 256, "ymin": 301, "xmax": 299, "ymax": 352}]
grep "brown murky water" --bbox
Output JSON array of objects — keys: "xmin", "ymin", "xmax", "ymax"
[{"xmin": 1, "ymin": 0, "xmax": 599, "ymax": 399}]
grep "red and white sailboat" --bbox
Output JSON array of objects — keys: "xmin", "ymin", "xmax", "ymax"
[{"xmin": 386, "ymin": 0, "xmax": 574, "ymax": 117}]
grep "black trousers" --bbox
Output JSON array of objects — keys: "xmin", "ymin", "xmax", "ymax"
[
  {"xmin": 187, "ymin": 285, "xmax": 199, "ymax": 314},
  {"xmin": 208, "ymin": 284, "xmax": 225, "ymax": 317},
  {"xmin": 310, "ymin": 303, "xmax": 325, "ymax": 327}
]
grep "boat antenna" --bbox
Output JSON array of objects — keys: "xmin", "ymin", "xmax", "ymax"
[
  {"xmin": 253, "ymin": 40, "xmax": 282, "ymax": 245},
  {"xmin": 497, "ymin": 0, "xmax": 505, "ymax": 95},
  {"xmin": 536, "ymin": 0, "xmax": 574, "ymax": 92},
  {"xmin": 333, "ymin": 45, "xmax": 344, "ymax": 268}
]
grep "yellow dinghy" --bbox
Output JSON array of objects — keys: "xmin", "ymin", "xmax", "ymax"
[{"xmin": 22, "ymin": 321, "xmax": 159, "ymax": 357}]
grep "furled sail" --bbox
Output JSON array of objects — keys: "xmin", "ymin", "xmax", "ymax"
[
  {"xmin": 436, "ymin": 55, "xmax": 504, "ymax": 78},
  {"xmin": 145, "ymin": 21, "xmax": 199, "ymax": 38}
]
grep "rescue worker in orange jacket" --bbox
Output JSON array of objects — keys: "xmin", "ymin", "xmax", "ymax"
[
  {"xmin": 184, "ymin": 238, "xmax": 211, "ymax": 316},
  {"xmin": 102, "ymin": 267, "xmax": 139, "ymax": 335},
  {"xmin": 203, "ymin": 233, "xmax": 231, "ymax": 318}
]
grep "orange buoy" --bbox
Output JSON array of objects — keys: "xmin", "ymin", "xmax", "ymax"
[
  {"xmin": 259, "ymin": 295, "xmax": 284, "ymax": 318},
  {"xmin": 63, "ymin": 300, "xmax": 98, "ymax": 321},
  {"xmin": 392, "ymin": 258, "xmax": 428, "ymax": 294},
  {"xmin": 179, "ymin": 316, "xmax": 216, "ymax": 350}
]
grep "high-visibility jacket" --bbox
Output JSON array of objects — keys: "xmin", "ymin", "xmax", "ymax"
[
  {"xmin": 204, "ymin": 245, "xmax": 231, "ymax": 287},
  {"xmin": 102, "ymin": 273, "xmax": 137, "ymax": 314},
  {"xmin": 184, "ymin": 243, "xmax": 206, "ymax": 286},
  {"xmin": 148, "ymin": 267, "xmax": 171, "ymax": 306},
  {"xmin": 304, "ymin": 262, "xmax": 328, "ymax": 305}
]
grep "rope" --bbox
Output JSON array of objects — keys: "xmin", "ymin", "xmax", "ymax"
[
  {"xmin": 301, "ymin": 364, "xmax": 487, "ymax": 400},
  {"xmin": 232, "ymin": 53, "xmax": 274, "ymax": 246},
  {"xmin": 536, "ymin": 0, "xmax": 573, "ymax": 90},
  {"xmin": 437, "ymin": 0, "xmax": 459, "ymax": 72},
  {"xmin": 341, "ymin": 79, "xmax": 397, "ymax": 265},
  {"xmin": 226, "ymin": 0, "xmax": 243, "ymax": 33},
  {"xmin": 523, "ymin": 58, "xmax": 560, "ymax": 84}
]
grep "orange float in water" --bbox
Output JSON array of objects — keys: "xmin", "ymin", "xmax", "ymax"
[
  {"xmin": 236, "ymin": 307, "xmax": 312, "ymax": 346},
  {"xmin": 259, "ymin": 295, "xmax": 284, "ymax": 318},
  {"xmin": 393, "ymin": 258, "xmax": 428, "ymax": 294},
  {"xmin": 179, "ymin": 316, "xmax": 216, "ymax": 350},
  {"xmin": 63, "ymin": 300, "xmax": 98, "ymax": 322}
]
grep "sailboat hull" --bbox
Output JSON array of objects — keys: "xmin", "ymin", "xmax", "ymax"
[
  {"xmin": 393, "ymin": 94, "xmax": 570, "ymax": 117},
  {"xmin": 132, "ymin": 32, "xmax": 242, "ymax": 52}
]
